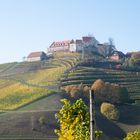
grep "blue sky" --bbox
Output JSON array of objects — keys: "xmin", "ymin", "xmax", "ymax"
[{"xmin": 0, "ymin": 0, "xmax": 140, "ymax": 63}]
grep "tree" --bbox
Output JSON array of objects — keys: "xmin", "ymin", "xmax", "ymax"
[
  {"xmin": 55, "ymin": 98, "xmax": 90, "ymax": 140},
  {"xmin": 98, "ymin": 40, "xmax": 117, "ymax": 57},
  {"xmin": 107, "ymin": 38, "xmax": 117, "ymax": 57},
  {"xmin": 22, "ymin": 56, "xmax": 26, "ymax": 61},
  {"xmin": 98, "ymin": 45, "xmax": 109, "ymax": 57},
  {"xmin": 108, "ymin": 38, "xmax": 114, "ymax": 46}
]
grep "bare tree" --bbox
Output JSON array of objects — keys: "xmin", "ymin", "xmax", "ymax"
[
  {"xmin": 22, "ymin": 56, "xmax": 26, "ymax": 61},
  {"xmin": 108, "ymin": 38, "xmax": 117, "ymax": 56},
  {"xmin": 108, "ymin": 37, "xmax": 114, "ymax": 46}
]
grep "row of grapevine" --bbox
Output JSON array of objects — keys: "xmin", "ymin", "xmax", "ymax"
[{"xmin": 61, "ymin": 66, "xmax": 140, "ymax": 101}]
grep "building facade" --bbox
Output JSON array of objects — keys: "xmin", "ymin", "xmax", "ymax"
[
  {"xmin": 27, "ymin": 51, "xmax": 47, "ymax": 62},
  {"xmin": 47, "ymin": 36, "xmax": 99, "ymax": 53}
]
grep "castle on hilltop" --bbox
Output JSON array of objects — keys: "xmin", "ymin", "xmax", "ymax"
[
  {"xmin": 47, "ymin": 36, "xmax": 99, "ymax": 53},
  {"xmin": 27, "ymin": 35, "xmax": 126, "ymax": 62}
]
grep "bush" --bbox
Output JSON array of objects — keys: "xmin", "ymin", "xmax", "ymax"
[
  {"xmin": 39, "ymin": 116, "xmax": 46, "ymax": 125},
  {"xmin": 65, "ymin": 85, "xmax": 75, "ymax": 94},
  {"xmin": 91, "ymin": 79, "xmax": 105, "ymax": 91},
  {"xmin": 100, "ymin": 102, "xmax": 120, "ymax": 121},
  {"xmin": 91, "ymin": 79, "xmax": 129, "ymax": 104},
  {"xmin": 83, "ymin": 86, "xmax": 90, "ymax": 95},
  {"xmin": 70, "ymin": 86, "xmax": 81, "ymax": 98},
  {"xmin": 64, "ymin": 84, "xmax": 84, "ymax": 99},
  {"xmin": 78, "ymin": 83, "xmax": 84, "ymax": 92},
  {"xmin": 124, "ymin": 130, "xmax": 140, "ymax": 140},
  {"xmin": 91, "ymin": 79, "xmax": 107, "ymax": 103},
  {"xmin": 107, "ymin": 83, "xmax": 129, "ymax": 103}
]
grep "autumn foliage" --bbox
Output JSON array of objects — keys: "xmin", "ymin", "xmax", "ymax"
[
  {"xmin": 64, "ymin": 79, "xmax": 129, "ymax": 104},
  {"xmin": 100, "ymin": 102, "xmax": 120, "ymax": 120},
  {"xmin": 55, "ymin": 98, "xmax": 90, "ymax": 140},
  {"xmin": 91, "ymin": 79, "xmax": 129, "ymax": 104},
  {"xmin": 64, "ymin": 83, "xmax": 87, "ymax": 99},
  {"xmin": 124, "ymin": 130, "xmax": 140, "ymax": 140}
]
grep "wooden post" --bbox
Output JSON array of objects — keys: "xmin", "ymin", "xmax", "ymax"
[{"xmin": 89, "ymin": 90, "xmax": 96, "ymax": 140}]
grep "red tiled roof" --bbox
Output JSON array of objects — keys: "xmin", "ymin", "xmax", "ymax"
[
  {"xmin": 27, "ymin": 51, "xmax": 44, "ymax": 58},
  {"xmin": 49, "ymin": 42, "xmax": 55, "ymax": 48},
  {"xmin": 49, "ymin": 40, "xmax": 72, "ymax": 48},
  {"xmin": 55, "ymin": 40, "xmax": 71, "ymax": 45},
  {"xmin": 126, "ymin": 51, "xmax": 140, "ymax": 55}
]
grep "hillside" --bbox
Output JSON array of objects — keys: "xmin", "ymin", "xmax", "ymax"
[
  {"xmin": 61, "ymin": 66, "xmax": 140, "ymax": 102},
  {"xmin": 60, "ymin": 63, "xmax": 140, "ymax": 139},
  {"xmin": 0, "ymin": 53, "xmax": 139, "ymax": 139},
  {"xmin": 0, "ymin": 52, "xmax": 80, "ymax": 110}
]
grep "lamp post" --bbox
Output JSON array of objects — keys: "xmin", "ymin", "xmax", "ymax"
[{"xmin": 89, "ymin": 90, "xmax": 96, "ymax": 140}]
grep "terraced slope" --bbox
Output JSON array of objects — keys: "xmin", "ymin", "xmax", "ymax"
[
  {"xmin": 61, "ymin": 66, "xmax": 140, "ymax": 100},
  {"xmin": 0, "ymin": 62, "xmax": 18, "ymax": 73},
  {"xmin": 0, "ymin": 52, "xmax": 80, "ymax": 110},
  {"xmin": 0, "ymin": 57, "xmax": 139, "ymax": 140}
]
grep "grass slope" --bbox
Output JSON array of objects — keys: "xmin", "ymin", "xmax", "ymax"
[
  {"xmin": 1, "ymin": 54, "xmax": 139, "ymax": 139},
  {"xmin": 0, "ymin": 52, "xmax": 80, "ymax": 139},
  {"xmin": 0, "ymin": 52, "xmax": 80, "ymax": 110}
]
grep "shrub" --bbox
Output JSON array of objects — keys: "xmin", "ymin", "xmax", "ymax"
[
  {"xmin": 78, "ymin": 83, "xmax": 84, "ymax": 91},
  {"xmin": 91, "ymin": 79, "xmax": 107, "ymax": 103},
  {"xmin": 100, "ymin": 102, "xmax": 120, "ymax": 121},
  {"xmin": 70, "ymin": 86, "xmax": 81, "ymax": 98},
  {"xmin": 107, "ymin": 83, "xmax": 129, "ymax": 103},
  {"xmin": 83, "ymin": 86, "xmax": 90, "ymax": 95},
  {"xmin": 39, "ymin": 116, "xmax": 46, "ymax": 125},
  {"xmin": 91, "ymin": 79, "xmax": 105, "ymax": 91},
  {"xmin": 124, "ymin": 130, "xmax": 140, "ymax": 140},
  {"xmin": 64, "ymin": 85, "xmax": 84, "ymax": 99},
  {"xmin": 65, "ymin": 85, "xmax": 75, "ymax": 94},
  {"xmin": 91, "ymin": 79, "xmax": 129, "ymax": 104}
]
